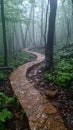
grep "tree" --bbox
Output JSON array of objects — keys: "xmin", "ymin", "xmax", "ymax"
[
  {"xmin": 24, "ymin": 5, "xmax": 33, "ymax": 47},
  {"xmin": 71, "ymin": 0, "xmax": 73, "ymax": 4},
  {"xmin": 62, "ymin": 1, "xmax": 71, "ymax": 45},
  {"xmin": 40, "ymin": 0, "xmax": 44, "ymax": 46},
  {"xmin": 1, "ymin": 0, "xmax": 8, "ymax": 66},
  {"xmin": 45, "ymin": 0, "xmax": 57, "ymax": 69},
  {"xmin": 32, "ymin": 0, "xmax": 36, "ymax": 49}
]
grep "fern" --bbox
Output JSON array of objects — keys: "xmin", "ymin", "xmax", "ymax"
[{"xmin": 0, "ymin": 109, "xmax": 12, "ymax": 122}]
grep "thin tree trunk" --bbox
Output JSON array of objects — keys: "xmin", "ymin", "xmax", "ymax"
[
  {"xmin": 62, "ymin": 2, "xmax": 70, "ymax": 45},
  {"xmin": 44, "ymin": 3, "xmax": 49, "ymax": 60},
  {"xmin": 40, "ymin": 0, "xmax": 44, "ymax": 46},
  {"xmin": 44, "ymin": 4, "xmax": 48, "ymax": 46},
  {"xmin": 20, "ymin": 23, "xmax": 25, "ymax": 48},
  {"xmin": 12, "ymin": 23, "xmax": 15, "ymax": 56},
  {"xmin": 32, "ymin": 3, "xmax": 36, "ymax": 49},
  {"xmin": 1, "ymin": 0, "xmax": 8, "ymax": 66},
  {"xmin": 24, "ymin": 6, "xmax": 32, "ymax": 47},
  {"xmin": 14, "ymin": 23, "xmax": 20, "ymax": 51}
]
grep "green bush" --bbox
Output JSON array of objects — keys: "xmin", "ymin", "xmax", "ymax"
[
  {"xmin": 0, "ymin": 71, "xmax": 9, "ymax": 80},
  {"xmin": 0, "ymin": 92, "xmax": 15, "ymax": 107},
  {"xmin": 0, "ymin": 109, "xmax": 12, "ymax": 130},
  {"xmin": 0, "ymin": 92, "xmax": 14, "ymax": 130},
  {"xmin": 44, "ymin": 59, "xmax": 73, "ymax": 88},
  {"xmin": 0, "ymin": 108, "xmax": 12, "ymax": 122}
]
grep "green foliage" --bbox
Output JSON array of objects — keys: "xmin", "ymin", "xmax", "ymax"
[
  {"xmin": 0, "ymin": 92, "xmax": 14, "ymax": 130},
  {"xmin": 44, "ymin": 73, "xmax": 53, "ymax": 81},
  {"xmin": 0, "ymin": 51, "xmax": 36, "ymax": 80},
  {"xmin": 9, "ymin": 51, "xmax": 36, "ymax": 67},
  {"xmin": 44, "ymin": 58, "xmax": 73, "ymax": 88},
  {"xmin": 40, "ymin": 64, "xmax": 45, "ymax": 69},
  {"xmin": 0, "ymin": 109, "xmax": 12, "ymax": 122},
  {"xmin": 0, "ymin": 92, "xmax": 15, "ymax": 107},
  {"xmin": 20, "ymin": 109, "xmax": 26, "ymax": 115},
  {"xmin": 55, "ymin": 60, "xmax": 73, "ymax": 72},
  {"xmin": 0, "ymin": 122, "xmax": 5, "ymax": 130},
  {"xmin": 0, "ymin": 108, "xmax": 12, "ymax": 130},
  {"xmin": 4, "ymin": 0, "xmax": 29, "ymax": 23},
  {"xmin": 0, "ymin": 71, "xmax": 10, "ymax": 80}
]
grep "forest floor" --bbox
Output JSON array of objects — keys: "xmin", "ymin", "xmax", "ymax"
[
  {"xmin": 0, "ymin": 79, "xmax": 30, "ymax": 130},
  {"xmin": 27, "ymin": 62, "xmax": 73, "ymax": 130},
  {"xmin": 1, "ymin": 49, "xmax": 73, "ymax": 129},
  {"xmin": 9, "ymin": 49, "xmax": 70, "ymax": 130},
  {"xmin": 0, "ymin": 50, "xmax": 36, "ymax": 130}
]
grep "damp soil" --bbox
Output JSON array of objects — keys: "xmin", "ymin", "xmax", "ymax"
[
  {"xmin": 0, "ymin": 79, "xmax": 31, "ymax": 130},
  {"xmin": 27, "ymin": 63, "xmax": 73, "ymax": 130}
]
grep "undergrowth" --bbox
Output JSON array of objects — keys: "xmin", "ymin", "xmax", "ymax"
[
  {"xmin": 0, "ymin": 92, "xmax": 26, "ymax": 130},
  {"xmin": 44, "ymin": 52, "xmax": 73, "ymax": 89},
  {"xmin": 0, "ymin": 92, "xmax": 14, "ymax": 130},
  {"xmin": 0, "ymin": 50, "xmax": 36, "ymax": 80},
  {"xmin": 0, "ymin": 50, "xmax": 35, "ymax": 129}
]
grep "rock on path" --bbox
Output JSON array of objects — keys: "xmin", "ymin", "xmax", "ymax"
[{"xmin": 10, "ymin": 49, "xmax": 67, "ymax": 130}]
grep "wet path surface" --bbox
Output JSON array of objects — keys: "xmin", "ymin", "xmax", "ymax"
[{"xmin": 10, "ymin": 49, "xmax": 67, "ymax": 130}]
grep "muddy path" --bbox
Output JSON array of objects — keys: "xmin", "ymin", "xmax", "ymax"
[{"xmin": 10, "ymin": 49, "xmax": 67, "ymax": 130}]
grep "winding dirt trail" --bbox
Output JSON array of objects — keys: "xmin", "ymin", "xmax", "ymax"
[{"xmin": 10, "ymin": 49, "xmax": 67, "ymax": 130}]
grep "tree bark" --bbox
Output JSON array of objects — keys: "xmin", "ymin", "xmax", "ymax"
[
  {"xmin": 46, "ymin": 0, "xmax": 57, "ymax": 69},
  {"xmin": 62, "ymin": 2, "xmax": 70, "ymax": 45},
  {"xmin": 44, "ymin": 3, "xmax": 49, "ymax": 61},
  {"xmin": 1, "ymin": 0, "xmax": 8, "ymax": 66},
  {"xmin": 32, "ymin": 3, "xmax": 36, "ymax": 49},
  {"xmin": 24, "ymin": 5, "xmax": 32, "ymax": 47},
  {"xmin": 20, "ymin": 23, "xmax": 25, "ymax": 48},
  {"xmin": 40, "ymin": 0, "xmax": 44, "ymax": 46}
]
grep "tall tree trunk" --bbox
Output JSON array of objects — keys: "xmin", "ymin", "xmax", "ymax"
[
  {"xmin": 20, "ymin": 23, "xmax": 25, "ymax": 48},
  {"xmin": 40, "ymin": 0, "xmax": 44, "ymax": 46},
  {"xmin": 46, "ymin": 0, "xmax": 57, "ymax": 69},
  {"xmin": 12, "ymin": 23, "xmax": 15, "ymax": 56},
  {"xmin": 71, "ymin": 0, "xmax": 73, "ymax": 4},
  {"xmin": 62, "ymin": 2, "xmax": 70, "ymax": 45},
  {"xmin": 24, "ymin": 6, "xmax": 32, "ymax": 47},
  {"xmin": 14, "ymin": 23, "xmax": 20, "ymax": 51},
  {"xmin": 32, "ymin": 3, "xmax": 36, "ymax": 49},
  {"xmin": 1, "ymin": 0, "xmax": 8, "ymax": 66},
  {"xmin": 44, "ymin": 3, "xmax": 49, "ymax": 61},
  {"xmin": 71, "ymin": 0, "xmax": 73, "ymax": 15},
  {"xmin": 44, "ymin": 4, "xmax": 48, "ymax": 46}
]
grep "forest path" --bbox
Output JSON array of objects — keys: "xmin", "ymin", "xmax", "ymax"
[{"xmin": 10, "ymin": 49, "xmax": 67, "ymax": 130}]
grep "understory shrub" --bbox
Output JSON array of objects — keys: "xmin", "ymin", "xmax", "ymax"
[
  {"xmin": 44, "ymin": 58, "xmax": 73, "ymax": 88},
  {"xmin": 0, "ymin": 50, "xmax": 36, "ymax": 80},
  {"xmin": 0, "ymin": 92, "xmax": 14, "ymax": 130}
]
